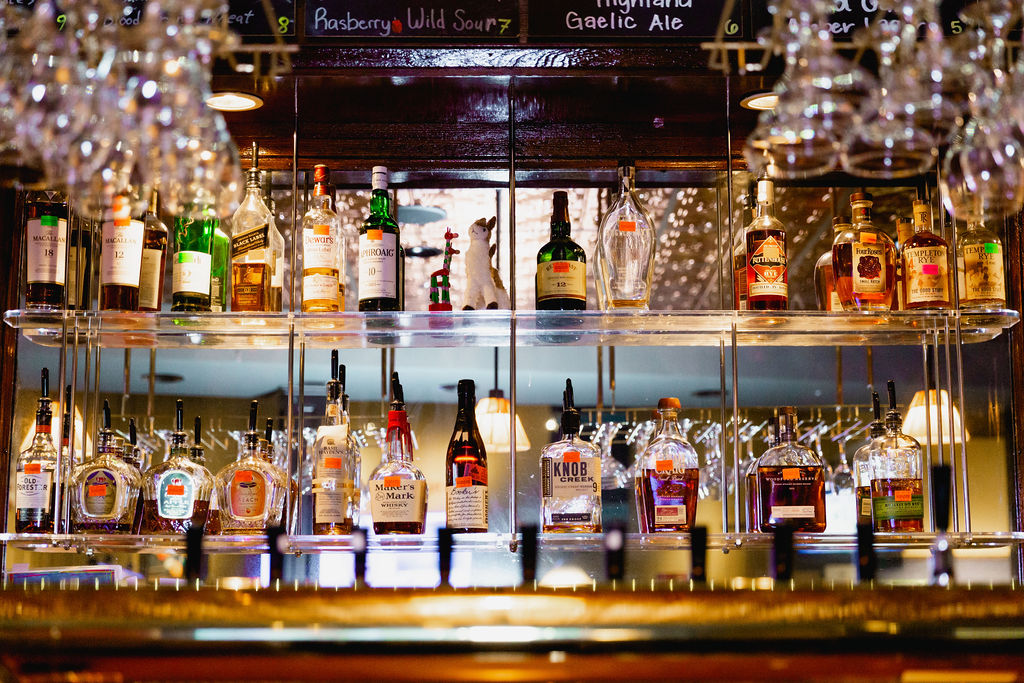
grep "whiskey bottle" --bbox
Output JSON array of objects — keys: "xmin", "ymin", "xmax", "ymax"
[
  {"xmin": 902, "ymin": 200, "xmax": 951, "ymax": 310},
  {"xmin": 210, "ymin": 220, "xmax": 230, "ymax": 313},
  {"xmin": 369, "ymin": 372, "xmax": 427, "ymax": 534},
  {"xmin": 833, "ymin": 192, "xmax": 896, "ymax": 311},
  {"xmin": 445, "ymin": 379, "xmax": 489, "ymax": 533},
  {"xmin": 635, "ymin": 397, "xmax": 700, "ymax": 533},
  {"xmin": 756, "ymin": 406, "xmax": 826, "ymax": 532},
  {"xmin": 957, "ymin": 218, "xmax": 1006, "ymax": 310},
  {"xmin": 744, "ymin": 177, "xmax": 788, "ymax": 311},
  {"xmin": 814, "ymin": 217, "xmax": 849, "ymax": 312},
  {"xmin": 302, "ymin": 172, "xmax": 343, "ymax": 313},
  {"xmin": 189, "ymin": 418, "xmax": 221, "ymax": 534},
  {"xmin": 15, "ymin": 369, "xmax": 57, "ymax": 533},
  {"xmin": 536, "ymin": 191, "xmax": 586, "ymax": 310},
  {"xmin": 230, "ymin": 142, "xmax": 274, "ymax": 312},
  {"xmin": 595, "ymin": 161, "xmax": 657, "ymax": 310},
  {"xmin": 139, "ymin": 190, "xmax": 168, "ymax": 312},
  {"xmin": 215, "ymin": 401, "xmax": 288, "ymax": 534},
  {"xmin": 262, "ymin": 176, "xmax": 286, "ymax": 312},
  {"xmin": 540, "ymin": 379, "xmax": 601, "ymax": 533},
  {"xmin": 24, "ymin": 190, "xmax": 69, "ymax": 310},
  {"xmin": 99, "ymin": 195, "xmax": 145, "ymax": 311},
  {"xmin": 141, "ymin": 402, "xmax": 213, "ymax": 534},
  {"xmin": 870, "ymin": 380, "xmax": 924, "ymax": 532},
  {"xmin": 733, "ymin": 180, "xmax": 755, "ymax": 311},
  {"xmin": 171, "ymin": 192, "xmax": 218, "ymax": 312},
  {"xmin": 852, "ymin": 392, "xmax": 885, "ymax": 527},
  {"xmin": 358, "ymin": 166, "xmax": 401, "ymax": 312},
  {"xmin": 745, "ymin": 415, "xmax": 775, "ymax": 532},
  {"xmin": 893, "ymin": 216, "xmax": 914, "ymax": 311},
  {"xmin": 70, "ymin": 401, "xmax": 143, "ymax": 533},
  {"xmin": 313, "ymin": 164, "xmax": 346, "ymax": 307},
  {"xmin": 313, "ymin": 351, "xmax": 356, "ymax": 535}
]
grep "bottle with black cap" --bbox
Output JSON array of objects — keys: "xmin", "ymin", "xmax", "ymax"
[
  {"xmin": 313, "ymin": 350, "xmax": 357, "ymax": 535},
  {"xmin": 141, "ymin": 401, "xmax": 214, "ymax": 534},
  {"xmin": 755, "ymin": 406, "xmax": 826, "ymax": 533},
  {"xmin": 214, "ymin": 400, "xmax": 288, "ymax": 534},
  {"xmin": 536, "ymin": 191, "xmax": 587, "ymax": 310},
  {"xmin": 869, "ymin": 380, "xmax": 924, "ymax": 532},
  {"xmin": 445, "ymin": 379, "xmax": 489, "ymax": 533},
  {"xmin": 15, "ymin": 368, "xmax": 57, "ymax": 533},
  {"xmin": 368, "ymin": 372, "xmax": 427, "ymax": 534},
  {"xmin": 260, "ymin": 417, "xmax": 292, "ymax": 527},
  {"xmin": 70, "ymin": 400, "xmax": 141, "ymax": 533},
  {"xmin": 635, "ymin": 397, "xmax": 701, "ymax": 532},
  {"xmin": 852, "ymin": 392, "xmax": 885, "ymax": 527},
  {"xmin": 540, "ymin": 379, "xmax": 601, "ymax": 533}
]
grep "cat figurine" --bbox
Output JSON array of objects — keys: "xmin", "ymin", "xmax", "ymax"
[{"xmin": 462, "ymin": 216, "xmax": 510, "ymax": 310}]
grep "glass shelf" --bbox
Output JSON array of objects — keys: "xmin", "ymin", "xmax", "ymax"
[
  {"xmin": 5, "ymin": 309, "xmax": 1018, "ymax": 349},
  {"xmin": 3, "ymin": 531, "xmax": 1021, "ymax": 555}
]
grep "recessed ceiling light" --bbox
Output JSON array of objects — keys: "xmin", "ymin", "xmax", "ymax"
[
  {"xmin": 206, "ymin": 91, "xmax": 264, "ymax": 112},
  {"xmin": 740, "ymin": 91, "xmax": 778, "ymax": 111}
]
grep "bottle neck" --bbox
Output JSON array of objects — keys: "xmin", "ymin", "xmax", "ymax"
[
  {"xmin": 885, "ymin": 411, "xmax": 902, "ymax": 436},
  {"xmin": 777, "ymin": 414, "xmax": 798, "ymax": 443},
  {"xmin": 619, "ymin": 170, "xmax": 635, "ymax": 195},
  {"xmin": 456, "ymin": 391, "xmax": 478, "ymax": 431},
  {"xmin": 656, "ymin": 410, "xmax": 685, "ymax": 440},
  {"xmin": 370, "ymin": 189, "xmax": 392, "ymax": 218},
  {"xmin": 755, "ymin": 201, "xmax": 772, "ymax": 219},
  {"xmin": 35, "ymin": 399, "xmax": 52, "ymax": 431},
  {"xmin": 386, "ymin": 410, "xmax": 411, "ymax": 462},
  {"xmin": 852, "ymin": 203, "xmax": 872, "ymax": 224},
  {"xmin": 869, "ymin": 421, "xmax": 886, "ymax": 439}
]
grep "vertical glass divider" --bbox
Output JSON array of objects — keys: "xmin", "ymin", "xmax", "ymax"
[
  {"xmin": 730, "ymin": 320, "xmax": 740, "ymax": 534},
  {"xmin": 286, "ymin": 76, "xmax": 300, "ymax": 537},
  {"xmin": 296, "ymin": 339, "xmax": 305, "ymax": 536},
  {"xmin": 922, "ymin": 339, "xmax": 935, "ymax": 532},
  {"xmin": 53, "ymin": 308, "xmax": 68, "ymax": 534},
  {"xmin": 507, "ymin": 76, "xmax": 518, "ymax": 544},
  {"xmin": 943, "ymin": 319, "xmax": 960, "ymax": 532},
  {"xmin": 953, "ymin": 314, "xmax": 972, "ymax": 535}
]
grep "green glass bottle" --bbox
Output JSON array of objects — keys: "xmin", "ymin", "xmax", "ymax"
[
  {"xmin": 171, "ymin": 194, "xmax": 217, "ymax": 313},
  {"xmin": 210, "ymin": 220, "xmax": 230, "ymax": 313},
  {"xmin": 358, "ymin": 166, "xmax": 401, "ymax": 312},
  {"xmin": 536, "ymin": 191, "xmax": 586, "ymax": 310}
]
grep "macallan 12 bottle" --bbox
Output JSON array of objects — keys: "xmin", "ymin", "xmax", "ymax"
[
  {"xmin": 814, "ymin": 217, "xmax": 848, "ymax": 312},
  {"xmin": 957, "ymin": 218, "xmax": 1006, "ymax": 310},
  {"xmin": 833, "ymin": 192, "xmax": 896, "ymax": 311},
  {"xmin": 756, "ymin": 406, "xmax": 826, "ymax": 532},
  {"xmin": 24, "ymin": 190, "xmax": 69, "ymax": 310},
  {"xmin": 744, "ymin": 176, "xmax": 788, "ymax": 311},
  {"xmin": 369, "ymin": 372, "xmax": 427, "ymax": 534},
  {"xmin": 902, "ymin": 200, "xmax": 951, "ymax": 310},
  {"xmin": 445, "ymin": 379, "xmax": 489, "ymax": 533},
  {"xmin": 536, "ymin": 191, "xmax": 586, "ymax": 310},
  {"xmin": 141, "ymin": 402, "xmax": 213, "ymax": 534},
  {"xmin": 358, "ymin": 166, "xmax": 401, "ymax": 312},
  {"xmin": 313, "ymin": 351, "xmax": 357, "ymax": 535},
  {"xmin": 852, "ymin": 392, "xmax": 884, "ymax": 527},
  {"xmin": 99, "ymin": 194, "xmax": 145, "ymax": 311},
  {"xmin": 15, "ymin": 369, "xmax": 57, "ymax": 533},
  {"xmin": 541, "ymin": 379, "xmax": 601, "ymax": 533},
  {"xmin": 870, "ymin": 380, "xmax": 924, "ymax": 533},
  {"xmin": 635, "ymin": 397, "xmax": 700, "ymax": 533},
  {"xmin": 139, "ymin": 190, "xmax": 168, "ymax": 312}
]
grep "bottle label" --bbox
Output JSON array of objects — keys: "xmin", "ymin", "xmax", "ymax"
[
  {"xmin": 313, "ymin": 425, "xmax": 349, "ymax": 524},
  {"xmin": 904, "ymin": 246, "xmax": 949, "ymax": 305},
  {"xmin": 67, "ymin": 245, "xmax": 85, "ymax": 307},
  {"xmin": 304, "ymin": 225, "xmax": 337, "ymax": 269},
  {"xmin": 230, "ymin": 470, "xmax": 267, "ymax": 518},
  {"xmin": 959, "ymin": 243, "xmax": 1004, "ymax": 302},
  {"xmin": 272, "ymin": 253, "xmax": 284, "ymax": 289},
  {"xmin": 852, "ymin": 241, "xmax": 885, "ymax": 293},
  {"xmin": 101, "ymin": 219, "xmax": 145, "ymax": 287},
  {"xmin": 230, "ymin": 224, "xmax": 270, "ymax": 262},
  {"xmin": 446, "ymin": 484, "xmax": 488, "ymax": 529},
  {"xmin": 858, "ymin": 490, "xmax": 873, "ymax": 519},
  {"xmin": 770, "ymin": 505, "xmax": 816, "ymax": 518},
  {"xmin": 173, "ymin": 251, "xmax": 211, "ymax": 296},
  {"xmin": 655, "ymin": 504, "xmax": 687, "ymax": 524},
  {"xmin": 618, "ymin": 220, "xmax": 636, "ymax": 232},
  {"xmin": 210, "ymin": 275, "xmax": 224, "ymax": 311},
  {"xmin": 542, "ymin": 454, "xmax": 600, "ymax": 498},
  {"xmin": 26, "ymin": 216, "xmax": 68, "ymax": 285},
  {"xmin": 139, "ymin": 248, "xmax": 164, "ymax": 309},
  {"xmin": 16, "ymin": 470, "xmax": 52, "ymax": 512},
  {"xmin": 746, "ymin": 235, "xmax": 787, "ymax": 299},
  {"xmin": 872, "ymin": 492, "xmax": 924, "ymax": 521},
  {"xmin": 83, "ymin": 469, "xmax": 118, "ymax": 517},
  {"xmin": 359, "ymin": 231, "xmax": 398, "ymax": 301},
  {"xmin": 370, "ymin": 478, "xmax": 425, "ymax": 524},
  {"xmin": 537, "ymin": 260, "xmax": 586, "ymax": 303},
  {"xmin": 304, "ymin": 273, "xmax": 339, "ymax": 304},
  {"xmin": 829, "ymin": 290, "xmax": 842, "ymax": 312},
  {"xmin": 734, "ymin": 264, "xmax": 747, "ymax": 310},
  {"xmin": 157, "ymin": 469, "xmax": 196, "ymax": 520}
]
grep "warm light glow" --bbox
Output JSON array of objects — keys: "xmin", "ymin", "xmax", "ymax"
[
  {"xmin": 475, "ymin": 393, "xmax": 530, "ymax": 452},
  {"xmin": 19, "ymin": 408, "xmax": 87, "ymax": 456},
  {"xmin": 205, "ymin": 91, "xmax": 264, "ymax": 112},
  {"xmin": 740, "ymin": 92, "xmax": 779, "ymax": 111},
  {"xmin": 902, "ymin": 389, "xmax": 970, "ymax": 445}
]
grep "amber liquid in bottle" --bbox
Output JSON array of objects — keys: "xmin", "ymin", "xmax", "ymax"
[
  {"xmin": 635, "ymin": 468, "xmax": 699, "ymax": 532},
  {"xmin": 757, "ymin": 465, "xmax": 826, "ymax": 532},
  {"xmin": 833, "ymin": 243, "xmax": 895, "ymax": 309},
  {"xmin": 24, "ymin": 197, "xmax": 69, "ymax": 310},
  {"xmin": 445, "ymin": 380, "xmax": 488, "ymax": 533},
  {"xmin": 870, "ymin": 477, "xmax": 924, "ymax": 532},
  {"xmin": 745, "ymin": 471, "xmax": 759, "ymax": 532},
  {"xmin": 140, "ymin": 499, "xmax": 210, "ymax": 534},
  {"xmin": 231, "ymin": 262, "xmax": 271, "ymax": 311},
  {"xmin": 100, "ymin": 283, "xmax": 139, "ymax": 311}
]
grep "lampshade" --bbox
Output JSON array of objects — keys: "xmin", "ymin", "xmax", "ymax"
[
  {"xmin": 475, "ymin": 390, "xmax": 531, "ymax": 452},
  {"xmin": 902, "ymin": 389, "xmax": 969, "ymax": 445}
]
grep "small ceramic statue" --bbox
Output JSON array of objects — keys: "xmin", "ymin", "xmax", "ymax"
[
  {"xmin": 429, "ymin": 228, "xmax": 459, "ymax": 312},
  {"xmin": 462, "ymin": 216, "xmax": 510, "ymax": 310}
]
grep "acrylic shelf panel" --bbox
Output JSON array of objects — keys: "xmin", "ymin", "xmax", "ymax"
[{"xmin": 5, "ymin": 309, "xmax": 1019, "ymax": 350}]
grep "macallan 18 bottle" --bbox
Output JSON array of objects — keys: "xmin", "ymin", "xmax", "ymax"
[{"xmin": 24, "ymin": 190, "xmax": 69, "ymax": 310}]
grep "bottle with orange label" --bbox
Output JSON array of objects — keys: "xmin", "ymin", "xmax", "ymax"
[
  {"xmin": 832, "ymin": 192, "xmax": 896, "ymax": 311},
  {"xmin": 595, "ymin": 160, "xmax": 657, "ymax": 310},
  {"xmin": 313, "ymin": 351, "xmax": 357, "ymax": 535},
  {"xmin": 70, "ymin": 400, "xmax": 142, "ymax": 533},
  {"xmin": 15, "ymin": 369, "xmax": 57, "ymax": 533},
  {"xmin": 369, "ymin": 372, "xmax": 428, "ymax": 534},
  {"xmin": 445, "ymin": 379, "xmax": 489, "ymax": 533},
  {"xmin": 755, "ymin": 406, "xmax": 826, "ymax": 533},
  {"xmin": 358, "ymin": 166, "xmax": 401, "ymax": 312},
  {"xmin": 635, "ymin": 397, "xmax": 700, "ymax": 533},
  {"xmin": 541, "ymin": 379, "xmax": 601, "ymax": 533},
  {"xmin": 869, "ymin": 380, "xmax": 924, "ymax": 533},
  {"xmin": 302, "ymin": 165, "xmax": 343, "ymax": 312},
  {"xmin": 536, "ymin": 191, "xmax": 587, "ymax": 310},
  {"xmin": 215, "ymin": 401, "xmax": 288, "ymax": 534},
  {"xmin": 744, "ymin": 176, "xmax": 788, "ymax": 311}
]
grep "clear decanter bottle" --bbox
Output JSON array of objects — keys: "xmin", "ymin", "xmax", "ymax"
[
  {"xmin": 70, "ymin": 401, "xmax": 143, "ymax": 533},
  {"xmin": 595, "ymin": 160, "xmax": 657, "ymax": 310}
]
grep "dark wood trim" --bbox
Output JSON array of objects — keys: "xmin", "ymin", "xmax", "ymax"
[
  {"xmin": 0, "ymin": 187, "xmax": 23, "ymax": 566},
  {"xmin": 1006, "ymin": 208, "xmax": 1024, "ymax": 582}
]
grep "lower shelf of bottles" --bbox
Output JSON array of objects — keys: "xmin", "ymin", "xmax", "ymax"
[{"xmin": 3, "ymin": 531, "xmax": 1022, "ymax": 555}]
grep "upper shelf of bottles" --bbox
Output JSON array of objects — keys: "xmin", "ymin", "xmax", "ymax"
[{"xmin": 4, "ymin": 309, "xmax": 1019, "ymax": 350}]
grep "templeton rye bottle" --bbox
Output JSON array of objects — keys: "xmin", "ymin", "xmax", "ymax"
[
  {"xmin": 833, "ymin": 192, "xmax": 896, "ymax": 311},
  {"xmin": 358, "ymin": 166, "xmax": 401, "ymax": 312},
  {"xmin": 541, "ymin": 379, "xmax": 601, "ymax": 533},
  {"xmin": 99, "ymin": 195, "xmax": 145, "ymax": 311},
  {"xmin": 902, "ymin": 200, "xmax": 951, "ymax": 310},
  {"xmin": 24, "ymin": 190, "xmax": 69, "ymax": 310},
  {"xmin": 733, "ymin": 180, "xmax": 755, "ymax": 311},
  {"xmin": 635, "ymin": 398, "xmax": 701, "ymax": 533},
  {"xmin": 756, "ymin": 406, "xmax": 826, "ymax": 533},
  {"xmin": 141, "ymin": 401, "xmax": 213, "ymax": 534},
  {"xmin": 171, "ymin": 192, "xmax": 218, "ymax": 312},
  {"xmin": 536, "ymin": 191, "xmax": 587, "ymax": 310},
  {"xmin": 870, "ymin": 381, "xmax": 924, "ymax": 533},
  {"xmin": 957, "ymin": 218, "xmax": 1006, "ymax": 310},
  {"xmin": 744, "ymin": 177, "xmax": 788, "ymax": 311},
  {"xmin": 445, "ymin": 379, "xmax": 489, "ymax": 533},
  {"xmin": 369, "ymin": 373, "xmax": 427, "ymax": 534},
  {"xmin": 15, "ymin": 369, "xmax": 57, "ymax": 533},
  {"xmin": 230, "ymin": 142, "xmax": 274, "ymax": 312},
  {"xmin": 139, "ymin": 190, "xmax": 168, "ymax": 312},
  {"xmin": 313, "ymin": 351, "xmax": 357, "ymax": 535}
]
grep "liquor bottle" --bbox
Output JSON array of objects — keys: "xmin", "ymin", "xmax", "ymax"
[
  {"xmin": 302, "ymin": 173, "xmax": 343, "ymax": 313},
  {"xmin": 215, "ymin": 401, "xmax": 288, "ymax": 534},
  {"xmin": 833, "ymin": 192, "xmax": 896, "ymax": 311},
  {"xmin": 123, "ymin": 418, "xmax": 146, "ymax": 533},
  {"xmin": 230, "ymin": 142, "xmax": 274, "ymax": 312},
  {"xmin": 313, "ymin": 351, "xmax": 357, "ymax": 535},
  {"xmin": 744, "ymin": 176, "xmax": 788, "ymax": 311},
  {"xmin": 70, "ymin": 401, "xmax": 143, "ymax": 533},
  {"xmin": 141, "ymin": 402, "xmax": 213, "ymax": 534},
  {"xmin": 902, "ymin": 200, "xmax": 951, "ymax": 310},
  {"xmin": 358, "ymin": 166, "xmax": 401, "ymax": 312},
  {"xmin": 261, "ymin": 418, "xmax": 296, "ymax": 528},
  {"xmin": 66, "ymin": 211, "xmax": 92, "ymax": 310},
  {"xmin": 756, "ymin": 406, "xmax": 826, "ymax": 532},
  {"xmin": 313, "ymin": 164, "xmax": 345, "ymax": 307},
  {"xmin": 171, "ymin": 191, "xmax": 218, "ymax": 312},
  {"xmin": 139, "ymin": 190, "xmax": 168, "ymax": 312},
  {"xmin": 24, "ymin": 190, "xmax": 69, "ymax": 310},
  {"xmin": 210, "ymin": 220, "xmax": 230, "ymax": 313},
  {"xmin": 99, "ymin": 195, "xmax": 145, "ymax": 311},
  {"xmin": 536, "ymin": 191, "xmax": 586, "ymax": 310},
  {"xmin": 540, "ymin": 379, "xmax": 601, "ymax": 533},
  {"xmin": 369, "ymin": 372, "xmax": 427, "ymax": 534},
  {"xmin": 870, "ymin": 380, "xmax": 924, "ymax": 532},
  {"xmin": 893, "ymin": 216, "xmax": 914, "ymax": 311},
  {"xmin": 814, "ymin": 217, "xmax": 849, "ymax": 312},
  {"xmin": 957, "ymin": 218, "xmax": 1006, "ymax": 310},
  {"xmin": 852, "ymin": 392, "xmax": 885, "ymax": 527},
  {"xmin": 745, "ymin": 415, "xmax": 775, "ymax": 532},
  {"xmin": 595, "ymin": 160, "xmax": 657, "ymax": 309},
  {"xmin": 15, "ymin": 369, "xmax": 57, "ymax": 533},
  {"xmin": 635, "ymin": 397, "xmax": 701, "ymax": 533},
  {"xmin": 445, "ymin": 379, "xmax": 489, "ymax": 533},
  {"xmin": 733, "ymin": 180, "xmax": 755, "ymax": 311},
  {"xmin": 262, "ymin": 176, "xmax": 286, "ymax": 312},
  {"xmin": 189, "ymin": 418, "xmax": 220, "ymax": 534}
]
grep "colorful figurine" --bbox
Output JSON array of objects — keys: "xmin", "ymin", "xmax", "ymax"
[
  {"xmin": 462, "ymin": 217, "xmax": 510, "ymax": 310},
  {"xmin": 429, "ymin": 228, "xmax": 460, "ymax": 312}
]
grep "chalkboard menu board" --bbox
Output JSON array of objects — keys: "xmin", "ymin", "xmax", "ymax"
[
  {"xmin": 749, "ymin": 0, "xmax": 969, "ymax": 39},
  {"xmin": 305, "ymin": 0, "xmax": 519, "ymax": 38},
  {"xmin": 527, "ymin": 0, "xmax": 740, "ymax": 39}
]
